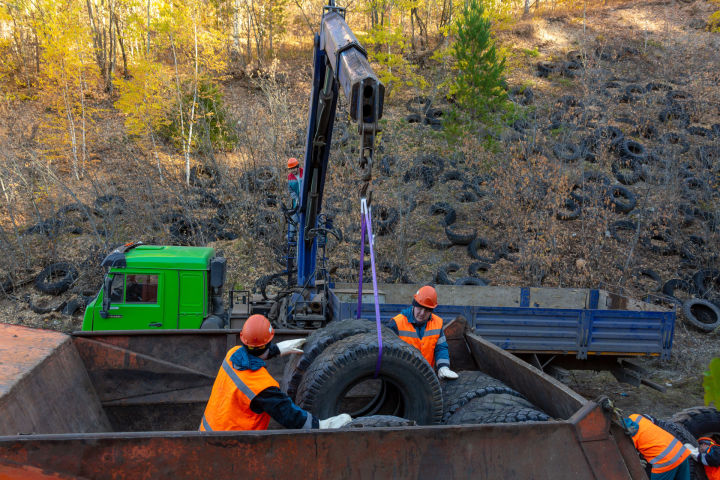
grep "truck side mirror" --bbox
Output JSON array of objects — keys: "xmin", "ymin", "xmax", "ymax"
[{"xmin": 100, "ymin": 274, "xmax": 113, "ymax": 319}]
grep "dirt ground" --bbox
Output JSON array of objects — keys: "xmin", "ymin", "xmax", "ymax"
[{"xmin": 0, "ymin": 0, "xmax": 719, "ymax": 421}]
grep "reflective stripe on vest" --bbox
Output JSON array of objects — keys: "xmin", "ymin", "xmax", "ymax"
[
  {"xmin": 392, "ymin": 313, "xmax": 443, "ymax": 366},
  {"xmin": 629, "ymin": 414, "xmax": 691, "ymax": 473},
  {"xmin": 200, "ymin": 346, "xmax": 279, "ymax": 431}
]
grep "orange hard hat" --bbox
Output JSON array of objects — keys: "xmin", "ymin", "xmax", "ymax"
[
  {"xmin": 699, "ymin": 437, "xmax": 716, "ymax": 445},
  {"xmin": 240, "ymin": 314, "xmax": 275, "ymax": 347},
  {"xmin": 287, "ymin": 157, "xmax": 299, "ymax": 169},
  {"xmin": 413, "ymin": 285, "xmax": 438, "ymax": 309}
]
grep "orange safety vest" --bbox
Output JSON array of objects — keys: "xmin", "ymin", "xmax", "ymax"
[
  {"xmin": 629, "ymin": 414, "xmax": 691, "ymax": 474},
  {"xmin": 392, "ymin": 312, "xmax": 443, "ymax": 366},
  {"xmin": 199, "ymin": 346, "xmax": 279, "ymax": 431},
  {"xmin": 706, "ymin": 465, "xmax": 720, "ymax": 480},
  {"xmin": 701, "ymin": 439, "xmax": 720, "ymax": 480}
]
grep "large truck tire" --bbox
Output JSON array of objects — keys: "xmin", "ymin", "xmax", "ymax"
[
  {"xmin": 442, "ymin": 386, "xmax": 529, "ymax": 423},
  {"xmin": 672, "ymin": 407, "xmax": 720, "ymax": 440},
  {"xmin": 345, "ymin": 415, "xmax": 416, "ymax": 429},
  {"xmin": 295, "ymin": 331, "xmax": 443, "ymax": 425},
  {"xmin": 446, "ymin": 398, "xmax": 549, "ymax": 425},
  {"xmin": 441, "ymin": 371, "xmax": 538, "ymax": 423},
  {"xmin": 282, "ymin": 319, "xmax": 395, "ymax": 400}
]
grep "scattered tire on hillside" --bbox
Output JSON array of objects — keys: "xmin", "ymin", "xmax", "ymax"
[
  {"xmin": 190, "ymin": 164, "xmax": 221, "ymax": 188},
  {"xmin": 28, "ymin": 296, "xmax": 66, "ymax": 314},
  {"xmin": 34, "ymin": 263, "xmax": 79, "ymax": 295},
  {"xmin": 681, "ymin": 299, "xmax": 720, "ymax": 333},
  {"xmin": 445, "ymin": 224, "xmax": 477, "ymax": 245},
  {"xmin": 604, "ymin": 184, "xmax": 637, "ymax": 213},
  {"xmin": 294, "ymin": 331, "xmax": 444, "ymax": 425},
  {"xmin": 94, "ymin": 195, "xmax": 126, "ymax": 217}
]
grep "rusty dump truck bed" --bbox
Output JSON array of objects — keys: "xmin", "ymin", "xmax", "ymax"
[{"xmin": 0, "ymin": 323, "xmax": 647, "ymax": 479}]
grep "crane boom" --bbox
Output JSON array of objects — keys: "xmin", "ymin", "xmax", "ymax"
[{"xmin": 296, "ymin": 6, "xmax": 385, "ymax": 287}]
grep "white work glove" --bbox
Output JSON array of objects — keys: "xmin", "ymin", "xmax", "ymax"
[
  {"xmin": 438, "ymin": 366, "xmax": 459, "ymax": 379},
  {"xmin": 277, "ymin": 338, "xmax": 307, "ymax": 356},
  {"xmin": 684, "ymin": 444, "xmax": 699, "ymax": 460},
  {"xmin": 319, "ymin": 413, "xmax": 352, "ymax": 429}
]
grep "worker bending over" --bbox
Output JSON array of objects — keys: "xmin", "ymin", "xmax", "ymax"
[
  {"xmin": 623, "ymin": 414, "xmax": 691, "ymax": 480},
  {"xmin": 685, "ymin": 436, "xmax": 720, "ymax": 479},
  {"xmin": 200, "ymin": 314, "xmax": 351, "ymax": 431},
  {"xmin": 387, "ymin": 285, "xmax": 458, "ymax": 380}
]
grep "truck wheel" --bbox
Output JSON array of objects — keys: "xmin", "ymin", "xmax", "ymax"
[
  {"xmin": 283, "ymin": 319, "xmax": 395, "ymax": 401},
  {"xmin": 682, "ymin": 299, "xmax": 720, "ymax": 332},
  {"xmin": 345, "ymin": 415, "xmax": 416, "ymax": 429},
  {"xmin": 446, "ymin": 400, "xmax": 549, "ymax": 425},
  {"xmin": 295, "ymin": 331, "xmax": 443, "ymax": 425},
  {"xmin": 34, "ymin": 262, "xmax": 78, "ymax": 295},
  {"xmin": 200, "ymin": 315, "xmax": 225, "ymax": 329},
  {"xmin": 672, "ymin": 407, "xmax": 720, "ymax": 441}
]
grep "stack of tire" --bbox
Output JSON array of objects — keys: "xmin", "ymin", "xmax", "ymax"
[
  {"xmin": 282, "ymin": 319, "xmax": 549, "ymax": 427},
  {"xmin": 656, "ymin": 407, "xmax": 720, "ymax": 480}
]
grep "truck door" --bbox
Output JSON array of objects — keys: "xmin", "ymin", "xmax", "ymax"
[
  {"xmin": 177, "ymin": 271, "xmax": 205, "ymax": 329},
  {"xmin": 93, "ymin": 273, "xmax": 166, "ymax": 330}
]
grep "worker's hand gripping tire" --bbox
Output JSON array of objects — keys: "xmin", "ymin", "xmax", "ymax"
[
  {"xmin": 683, "ymin": 444, "xmax": 699, "ymax": 460},
  {"xmin": 277, "ymin": 338, "xmax": 307, "ymax": 356},
  {"xmin": 438, "ymin": 366, "xmax": 459, "ymax": 380},
  {"xmin": 319, "ymin": 413, "xmax": 352, "ymax": 429}
]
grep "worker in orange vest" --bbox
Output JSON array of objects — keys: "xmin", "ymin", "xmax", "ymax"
[
  {"xmin": 623, "ymin": 414, "xmax": 691, "ymax": 480},
  {"xmin": 387, "ymin": 285, "xmax": 458, "ymax": 380},
  {"xmin": 199, "ymin": 314, "xmax": 351, "ymax": 431},
  {"xmin": 684, "ymin": 436, "xmax": 720, "ymax": 480}
]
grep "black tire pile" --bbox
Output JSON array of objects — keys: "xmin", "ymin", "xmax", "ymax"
[{"xmin": 282, "ymin": 319, "xmax": 549, "ymax": 428}]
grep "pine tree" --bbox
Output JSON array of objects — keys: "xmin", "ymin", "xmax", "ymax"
[{"xmin": 450, "ymin": 0, "xmax": 507, "ymax": 120}]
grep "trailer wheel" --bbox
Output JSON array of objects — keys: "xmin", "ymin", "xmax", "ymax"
[
  {"xmin": 672, "ymin": 407, "xmax": 720, "ymax": 441},
  {"xmin": 446, "ymin": 400, "xmax": 549, "ymax": 425},
  {"xmin": 295, "ymin": 332, "xmax": 443, "ymax": 425},
  {"xmin": 345, "ymin": 415, "xmax": 416, "ymax": 429},
  {"xmin": 34, "ymin": 262, "xmax": 78, "ymax": 295},
  {"xmin": 282, "ymin": 319, "xmax": 395, "ymax": 401}
]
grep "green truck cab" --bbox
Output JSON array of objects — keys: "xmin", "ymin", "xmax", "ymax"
[{"xmin": 82, "ymin": 242, "xmax": 227, "ymax": 331}]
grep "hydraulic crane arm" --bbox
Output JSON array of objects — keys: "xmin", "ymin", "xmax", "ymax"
[{"xmin": 295, "ymin": 5, "xmax": 385, "ymax": 287}]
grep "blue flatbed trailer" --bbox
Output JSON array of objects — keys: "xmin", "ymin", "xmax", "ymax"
[{"xmin": 329, "ymin": 283, "xmax": 675, "ymax": 361}]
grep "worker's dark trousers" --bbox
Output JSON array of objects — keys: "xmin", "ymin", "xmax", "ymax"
[{"xmin": 650, "ymin": 459, "xmax": 690, "ymax": 480}]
